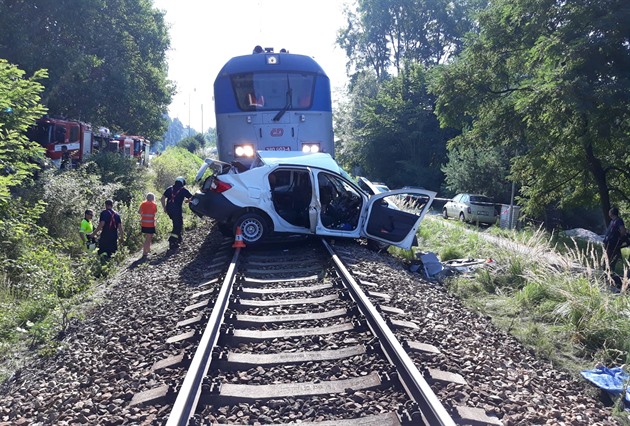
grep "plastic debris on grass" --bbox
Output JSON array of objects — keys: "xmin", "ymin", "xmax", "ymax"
[{"xmin": 410, "ymin": 252, "xmax": 496, "ymax": 279}]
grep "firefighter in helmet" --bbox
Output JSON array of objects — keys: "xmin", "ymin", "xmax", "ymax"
[{"xmin": 161, "ymin": 176, "xmax": 192, "ymax": 249}]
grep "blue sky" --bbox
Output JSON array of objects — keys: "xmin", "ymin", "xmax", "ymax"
[{"xmin": 153, "ymin": 0, "xmax": 350, "ymax": 130}]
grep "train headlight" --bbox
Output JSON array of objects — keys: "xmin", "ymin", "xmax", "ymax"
[
  {"xmin": 235, "ymin": 144, "xmax": 255, "ymax": 157},
  {"xmin": 302, "ymin": 143, "xmax": 320, "ymax": 153}
]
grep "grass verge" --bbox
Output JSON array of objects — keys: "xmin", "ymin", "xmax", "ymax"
[{"xmin": 390, "ymin": 216, "xmax": 630, "ymax": 413}]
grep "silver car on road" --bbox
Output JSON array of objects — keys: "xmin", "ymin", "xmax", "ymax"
[{"xmin": 443, "ymin": 193, "xmax": 497, "ymax": 225}]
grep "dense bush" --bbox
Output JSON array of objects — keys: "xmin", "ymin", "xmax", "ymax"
[
  {"xmin": 0, "ymin": 198, "xmax": 95, "ymax": 346},
  {"xmin": 149, "ymin": 146, "xmax": 203, "ymax": 192},
  {"xmin": 176, "ymin": 133, "xmax": 206, "ymax": 154},
  {"xmin": 84, "ymin": 151, "xmax": 147, "ymax": 204},
  {"xmin": 17, "ymin": 168, "xmax": 122, "ymax": 244},
  {"xmin": 0, "ymin": 61, "xmax": 183, "ymax": 370}
]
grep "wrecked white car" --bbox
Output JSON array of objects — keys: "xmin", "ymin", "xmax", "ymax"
[{"xmin": 190, "ymin": 151, "xmax": 436, "ymax": 248}]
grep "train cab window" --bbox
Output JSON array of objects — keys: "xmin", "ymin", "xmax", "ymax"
[
  {"xmin": 295, "ymin": 76, "xmax": 314, "ymax": 109},
  {"xmin": 232, "ymin": 72, "xmax": 315, "ymax": 111}
]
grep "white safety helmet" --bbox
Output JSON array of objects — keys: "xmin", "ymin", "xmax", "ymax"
[{"xmin": 175, "ymin": 176, "xmax": 186, "ymax": 186}]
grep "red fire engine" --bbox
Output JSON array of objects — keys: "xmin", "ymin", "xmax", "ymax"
[
  {"xmin": 114, "ymin": 135, "xmax": 150, "ymax": 166},
  {"xmin": 27, "ymin": 116, "xmax": 93, "ymax": 168}
]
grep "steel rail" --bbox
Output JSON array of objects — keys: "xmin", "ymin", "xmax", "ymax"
[
  {"xmin": 166, "ymin": 248, "xmax": 241, "ymax": 426},
  {"xmin": 322, "ymin": 239, "xmax": 455, "ymax": 426}
]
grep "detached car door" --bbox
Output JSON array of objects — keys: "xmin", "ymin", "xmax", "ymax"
[{"xmin": 362, "ymin": 189, "xmax": 436, "ymax": 250}]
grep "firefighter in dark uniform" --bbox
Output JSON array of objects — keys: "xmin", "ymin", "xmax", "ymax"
[
  {"xmin": 93, "ymin": 199, "xmax": 123, "ymax": 259},
  {"xmin": 161, "ymin": 176, "xmax": 192, "ymax": 249},
  {"xmin": 60, "ymin": 145, "xmax": 71, "ymax": 170}
]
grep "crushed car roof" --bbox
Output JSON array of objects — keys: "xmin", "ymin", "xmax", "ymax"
[{"xmin": 256, "ymin": 151, "xmax": 345, "ymax": 173}]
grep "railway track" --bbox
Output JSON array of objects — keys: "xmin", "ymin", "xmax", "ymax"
[
  {"xmin": 132, "ymin": 237, "xmax": 501, "ymax": 425},
  {"xmin": 0, "ymin": 228, "xmax": 618, "ymax": 424}
]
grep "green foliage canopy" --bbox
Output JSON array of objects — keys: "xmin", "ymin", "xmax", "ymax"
[
  {"xmin": 430, "ymin": 0, "xmax": 630, "ymax": 223},
  {"xmin": 0, "ymin": 0, "xmax": 174, "ymax": 140},
  {"xmin": 0, "ymin": 59, "xmax": 47, "ymax": 204},
  {"xmin": 354, "ymin": 64, "xmax": 453, "ymax": 191},
  {"xmin": 176, "ymin": 133, "xmax": 206, "ymax": 154},
  {"xmin": 338, "ymin": 0, "xmax": 488, "ymax": 80}
]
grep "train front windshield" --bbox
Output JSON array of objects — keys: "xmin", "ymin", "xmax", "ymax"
[{"xmin": 232, "ymin": 73, "xmax": 315, "ymax": 111}]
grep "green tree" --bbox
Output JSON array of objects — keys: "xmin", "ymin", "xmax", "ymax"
[
  {"xmin": 337, "ymin": 0, "xmax": 487, "ymax": 79},
  {"xmin": 430, "ymin": 0, "xmax": 630, "ymax": 224},
  {"xmin": 84, "ymin": 151, "xmax": 146, "ymax": 204},
  {"xmin": 176, "ymin": 133, "xmax": 206, "ymax": 154},
  {"xmin": 162, "ymin": 116, "xmax": 186, "ymax": 148},
  {"xmin": 352, "ymin": 64, "xmax": 454, "ymax": 191},
  {"xmin": 150, "ymin": 146, "xmax": 203, "ymax": 192},
  {"xmin": 204, "ymin": 127, "xmax": 217, "ymax": 148},
  {"xmin": 335, "ymin": 71, "xmax": 381, "ymax": 174},
  {"xmin": 0, "ymin": 0, "xmax": 173, "ymax": 140},
  {"xmin": 0, "ymin": 59, "xmax": 47, "ymax": 203},
  {"xmin": 442, "ymin": 142, "xmax": 513, "ymax": 201}
]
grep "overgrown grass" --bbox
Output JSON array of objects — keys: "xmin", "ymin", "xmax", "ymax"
[{"xmin": 395, "ymin": 216, "xmax": 630, "ymax": 372}]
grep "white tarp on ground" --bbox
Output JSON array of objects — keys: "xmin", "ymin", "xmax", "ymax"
[{"xmin": 561, "ymin": 228, "xmax": 604, "ymax": 243}]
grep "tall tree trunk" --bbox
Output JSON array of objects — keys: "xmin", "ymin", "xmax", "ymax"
[{"xmin": 584, "ymin": 141, "xmax": 610, "ymax": 226}]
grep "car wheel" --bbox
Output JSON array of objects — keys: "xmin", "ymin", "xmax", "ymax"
[
  {"xmin": 442, "ymin": 208, "xmax": 448, "ymax": 219},
  {"xmin": 459, "ymin": 212, "xmax": 466, "ymax": 223},
  {"xmin": 234, "ymin": 213, "xmax": 268, "ymax": 245}
]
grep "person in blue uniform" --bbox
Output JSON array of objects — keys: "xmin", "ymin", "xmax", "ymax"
[
  {"xmin": 603, "ymin": 206, "xmax": 627, "ymax": 273},
  {"xmin": 161, "ymin": 177, "xmax": 192, "ymax": 249},
  {"xmin": 93, "ymin": 199, "xmax": 123, "ymax": 259}
]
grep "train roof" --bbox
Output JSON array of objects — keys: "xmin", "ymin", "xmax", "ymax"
[{"xmin": 217, "ymin": 51, "xmax": 328, "ymax": 77}]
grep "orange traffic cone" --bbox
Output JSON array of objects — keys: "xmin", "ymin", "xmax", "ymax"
[{"xmin": 232, "ymin": 226, "xmax": 246, "ymax": 248}]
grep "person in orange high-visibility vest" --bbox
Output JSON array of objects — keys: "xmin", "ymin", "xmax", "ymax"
[{"xmin": 138, "ymin": 192, "xmax": 158, "ymax": 258}]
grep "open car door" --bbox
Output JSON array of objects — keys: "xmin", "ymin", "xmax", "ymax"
[{"xmin": 362, "ymin": 189, "xmax": 436, "ymax": 250}]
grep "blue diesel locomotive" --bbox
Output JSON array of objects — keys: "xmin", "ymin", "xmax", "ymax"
[{"xmin": 214, "ymin": 46, "xmax": 334, "ymax": 166}]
